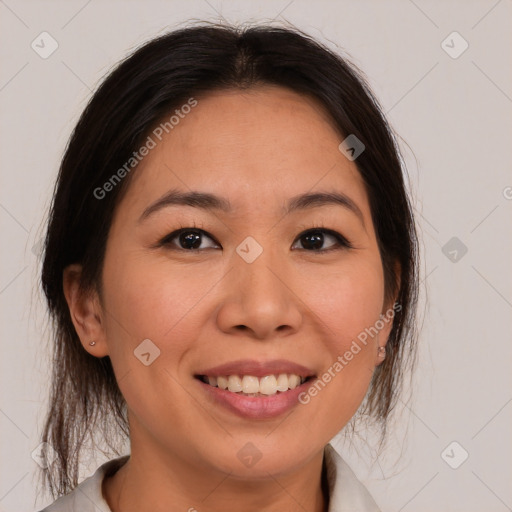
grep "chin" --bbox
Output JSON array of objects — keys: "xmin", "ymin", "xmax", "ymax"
[{"xmin": 200, "ymin": 436, "xmax": 321, "ymax": 479}]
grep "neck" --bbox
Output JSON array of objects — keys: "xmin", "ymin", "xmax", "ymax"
[{"xmin": 103, "ymin": 440, "xmax": 328, "ymax": 512}]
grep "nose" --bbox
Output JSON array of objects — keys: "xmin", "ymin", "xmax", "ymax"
[{"xmin": 215, "ymin": 244, "xmax": 303, "ymax": 341}]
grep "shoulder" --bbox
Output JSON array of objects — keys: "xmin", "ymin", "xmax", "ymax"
[
  {"xmin": 324, "ymin": 443, "xmax": 381, "ymax": 512},
  {"xmin": 37, "ymin": 456, "xmax": 129, "ymax": 512}
]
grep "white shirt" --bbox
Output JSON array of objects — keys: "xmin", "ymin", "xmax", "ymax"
[{"xmin": 38, "ymin": 443, "xmax": 381, "ymax": 511}]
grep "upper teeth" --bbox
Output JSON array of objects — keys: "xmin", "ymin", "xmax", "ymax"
[{"xmin": 203, "ymin": 374, "xmax": 306, "ymax": 395}]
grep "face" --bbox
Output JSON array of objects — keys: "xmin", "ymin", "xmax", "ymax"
[{"xmin": 70, "ymin": 86, "xmax": 395, "ymax": 479}]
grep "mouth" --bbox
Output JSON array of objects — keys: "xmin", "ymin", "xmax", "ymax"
[
  {"xmin": 195, "ymin": 373, "xmax": 315, "ymax": 397},
  {"xmin": 194, "ymin": 359, "xmax": 317, "ymax": 418}
]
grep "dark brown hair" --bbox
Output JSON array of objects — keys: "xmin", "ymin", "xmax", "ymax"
[{"xmin": 39, "ymin": 21, "xmax": 419, "ymax": 499}]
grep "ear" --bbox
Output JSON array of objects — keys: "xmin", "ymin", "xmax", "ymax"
[
  {"xmin": 62, "ymin": 264, "xmax": 109, "ymax": 357},
  {"xmin": 375, "ymin": 260, "xmax": 401, "ymax": 367}
]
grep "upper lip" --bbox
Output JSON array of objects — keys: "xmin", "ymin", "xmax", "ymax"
[{"xmin": 195, "ymin": 359, "xmax": 316, "ymax": 379}]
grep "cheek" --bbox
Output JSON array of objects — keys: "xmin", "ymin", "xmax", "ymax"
[
  {"xmin": 294, "ymin": 257, "xmax": 384, "ymax": 429},
  {"xmin": 102, "ymin": 252, "xmax": 212, "ymax": 342},
  {"xmin": 99, "ymin": 256, "xmax": 209, "ymax": 428},
  {"xmin": 99, "ymin": 255, "xmax": 212, "ymax": 403},
  {"xmin": 301, "ymin": 256, "xmax": 386, "ymax": 347}
]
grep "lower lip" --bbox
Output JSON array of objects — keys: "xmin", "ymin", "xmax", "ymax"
[{"xmin": 196, "ymin": 378, "xmax": 315, "ymax": 419}]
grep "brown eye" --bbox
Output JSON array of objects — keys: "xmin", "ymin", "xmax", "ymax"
[
  {"xmin": 161, "ymin": 229, "xmax": 219, "ymax": 251},
  {"xmin": 160, "ymin": 227, "xmax": 352, "ymax": 253},
  {"xmin": 292, "ymin": 229, "xmax": 352, "ymax": 252}
]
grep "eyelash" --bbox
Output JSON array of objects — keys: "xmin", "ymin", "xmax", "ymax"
[{"xmin": 158, "ymin": 221, "xmax": 353, "ymax": 253}]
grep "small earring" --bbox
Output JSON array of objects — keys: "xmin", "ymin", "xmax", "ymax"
[
  {"xmin": 378, "ymin": 346, "xmax": 386, "ymax": 358},
  {"xmin": 89, "ymin": 341, "xmax": 96, "ymax": 346}
]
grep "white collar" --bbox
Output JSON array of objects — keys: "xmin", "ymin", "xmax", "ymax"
[
  {"xmin": 323, "ymin": 443, "xmax": 381, "ymax": 511},
  {"xmin": 40, "ymin": 444, "xmax": 380, "ymax": 511}
]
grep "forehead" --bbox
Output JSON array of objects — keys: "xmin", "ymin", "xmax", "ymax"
[{"xmin": 119, "ymin": 86, "xmax": 368, "ymax": 218}]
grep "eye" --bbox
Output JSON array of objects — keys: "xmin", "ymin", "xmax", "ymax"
[
  {"xmin": 160, "ymin": 228, "xmax": 219, "ymax": 251},
  {"xmin": 291, "ymin": 228, "xmax": 352, "ymax": 252},
  {"xmin": 158, "ymin": 225, "xmax": 352, "ymax": 253}
]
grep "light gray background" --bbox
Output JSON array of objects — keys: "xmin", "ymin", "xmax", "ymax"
[{"xmin": 1, "ymin": 1, "xmax": 511, "ymax": 511}]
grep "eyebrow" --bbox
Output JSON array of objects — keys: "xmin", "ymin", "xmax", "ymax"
[{"xmin": 138, "ymin": 188, "xmax": 365, "ymax": 226}]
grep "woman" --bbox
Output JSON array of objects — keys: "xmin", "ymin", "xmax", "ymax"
[{"xmin": 37, "ymin": 22, "xmax": 418, "ymax": 512}]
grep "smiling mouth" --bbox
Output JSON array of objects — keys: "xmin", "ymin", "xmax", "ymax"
[{"xmin": 196, "ymin": 374, "xmax": 314, "ymax": 397}]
